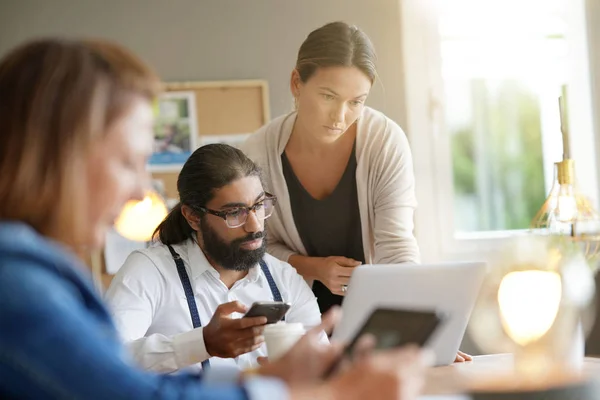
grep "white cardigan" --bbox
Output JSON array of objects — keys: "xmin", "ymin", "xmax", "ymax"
[{"xmin": 240, "ymin": 106, "xmax": 420, "ymax": 265}]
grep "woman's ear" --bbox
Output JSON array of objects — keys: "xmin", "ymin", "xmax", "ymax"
[
  {"xmin": 290, "ymin": 69, "xmax": 301, "ymax": 98},
  {"xmin": 181, "ymin": 205, "xmax": 200, "ymax": 231}
]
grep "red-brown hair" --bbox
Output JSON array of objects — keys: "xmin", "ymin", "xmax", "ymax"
[{"xmin": 0, "ymin": 38, "xmax": 161, "ymax": 245}]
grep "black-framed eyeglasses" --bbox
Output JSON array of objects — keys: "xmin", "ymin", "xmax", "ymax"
[{"xmin": 199, "ymin": 193, "xmax": 278, "ymax": 228}]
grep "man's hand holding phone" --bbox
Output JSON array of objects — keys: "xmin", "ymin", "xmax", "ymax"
[
  {"xmin": 203, "ymin": 301, "xmax": 268, "ymax": 358},
  {"xmin": 203, "ymin": 300, "xmax": 292, "ymax": 358}
]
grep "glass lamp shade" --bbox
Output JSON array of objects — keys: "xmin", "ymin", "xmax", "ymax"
[
  {"xmin": 468, "ymin": 235, "xmax": 595, "ymax": 378},
  {"xmin": 114, "ymin": 191, "xmax": 168, "ymax": 242},
  {"xmin": 531, "ymin": 160, "xmax": 600, "ymax": 264}
]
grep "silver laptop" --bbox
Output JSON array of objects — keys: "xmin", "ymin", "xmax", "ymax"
[{"xmin": 331, "ymin": 261, "xmax": 487, "ymax": 366}]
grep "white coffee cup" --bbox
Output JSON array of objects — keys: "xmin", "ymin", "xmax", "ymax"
[{"xmin": 263, "ymin": 322, "xmax": 305, "ymax": 361}]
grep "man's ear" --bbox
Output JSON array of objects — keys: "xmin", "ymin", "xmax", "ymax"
[{"xmin": 181, "ymin": 204, "xmax": 201, "ymax": 231}]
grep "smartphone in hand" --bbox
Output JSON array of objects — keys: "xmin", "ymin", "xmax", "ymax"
[
  {"xmin": 326, "ymin": 307, "xmax": 446, "ymax": 377},
  {"xmin": 243, "ymin": 301, "xmax": 291, "ymax": 324},
  {"xmin": 344, "ymin": 307, "xmax": 445, "ymax": 354}
]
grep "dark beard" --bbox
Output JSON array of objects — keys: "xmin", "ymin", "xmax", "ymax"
[{"xmin": 200, "ymin": 218, "xmax": 266, "ymax": 271}]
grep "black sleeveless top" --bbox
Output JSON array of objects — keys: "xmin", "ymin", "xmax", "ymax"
[{"xmin": 281, "ymin": 142, "xmax": 365, "ymax": 313}]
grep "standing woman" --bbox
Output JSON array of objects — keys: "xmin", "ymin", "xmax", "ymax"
[{"xmin": 241, "ymin": 21, "xmax": 420, "ymax": 314}]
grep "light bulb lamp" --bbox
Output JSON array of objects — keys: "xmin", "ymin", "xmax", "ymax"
[
  {"xmin": 90, "ymin": 187, "xmax": 168, "ymax": 292},
  {"xmin": 531, "ymin": 91, "xmax": 600, "ymax": 264},
  {"xmin": 467, "ymin": 236, "xmax": 596, "ymax": 399},
  {"xmin": 465, "ymin": 88, "xmax": 599, "ymax": 398},
  {"xmin": 114, "ymin": 190, "xmax": 169, "ymax": 242}
]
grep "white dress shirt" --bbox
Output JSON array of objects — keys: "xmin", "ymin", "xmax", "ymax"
[{"xmin": 104, "ymin": 239, "xmax": 323, "ymax": 373}]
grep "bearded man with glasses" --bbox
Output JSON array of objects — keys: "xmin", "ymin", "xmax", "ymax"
[{"xmin": 105, "ymin": 144, "xmax": 325, "ymax": 373}]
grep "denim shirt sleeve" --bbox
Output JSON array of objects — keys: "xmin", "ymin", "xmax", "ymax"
[
  {"xmin": 203, "ymin": 365, "xmax": 290, "ymax": 400},
  {"xmin": 0, "ymin": 258, "xmax": 287, "ymax": 400}
]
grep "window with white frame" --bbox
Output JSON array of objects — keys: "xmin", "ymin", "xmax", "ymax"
[
  {"xmin": 439, "ymin": 0, "xmax": 567, "ymax": 233},
  {"xmin": 401, "ymin": 0, "xmax": 598, "ymax": 262}
]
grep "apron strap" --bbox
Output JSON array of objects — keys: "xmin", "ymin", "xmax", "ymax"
[
  {"xmin": 259, "ymin": 259, "xmax": 285, "ymax": 321},
  {"xmin": 167, "ymin": 244, "xmax": 210, "ymax": 370}
]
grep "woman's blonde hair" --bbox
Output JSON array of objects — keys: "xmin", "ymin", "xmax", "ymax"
[{"xmin": 0, "ymin": 38, "xmax": 161, "ymax": 246}]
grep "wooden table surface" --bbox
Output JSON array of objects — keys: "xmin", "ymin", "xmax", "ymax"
[{"xmin": 423, "ymin": 354, "xmax": 600, "ymax": 395}]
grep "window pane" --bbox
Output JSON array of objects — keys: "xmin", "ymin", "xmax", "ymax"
[
  {"xmin": 448, "ymin": 80, "xmax": 546, "ymax": 231},
  {"xmin": 438, "ymin": 0, "xmax": 568, "ymax": 233}
]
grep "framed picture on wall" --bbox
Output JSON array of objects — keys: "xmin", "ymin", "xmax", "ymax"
[
  {"xmin": 148, "ymin": 91, "xmax": 198, "ymax": 172},
  {"xmin": 150, "ymin": 79, "xmax": 270, "ymax": 198}
]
